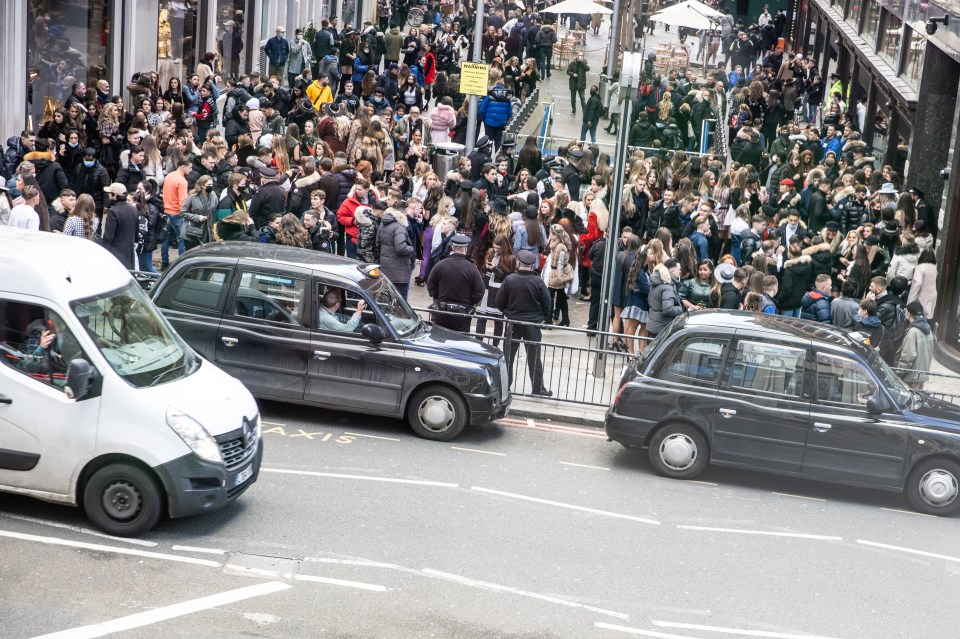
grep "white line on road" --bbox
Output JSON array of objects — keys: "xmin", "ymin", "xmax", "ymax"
[
  {"xmin": 652, "ymin": 620, "xmax": 845, "ymax": 638},
  {"xmin": 559, "ymin": 461, "xmax": 611, "ymax": 471},
  {"xmin": 1, "ymin": 513, "xmax": 158, "ymax": 547},
  {"xmin": 262, "ymin": 467, "xmax": 458, "ymax": 488},
  {"xmin": 451, "ymin": 446, "xmax": 507, "ymax": 456},
  {"xmin": 771, "ymin": 492, "xmax": 826, "ymax": 502},
  {"xmin": 856, "ymin": 539, "xmax": 960, "ymax": 563},
  {"xmin": 172, "ymin": 545, "xmax": 226, "ymax": 555},
  {"xmin": 687, "ymin": 480, "xmax": 718, "ymax": 486},
  {"xmin": 423, "ymin": 568, "xmax": 628, "ymax": 619},
  {"xmin": 496, "ymin": 417, "xmax": 608, "ymax": 439},
  {"xmin": 0, "ymin": 530, "xmax": 221, "ymax": 568},
  {"xmin": 880, "ymin": 507, "xmax": 937, "ymax": 517},
  {"xmin": 30, "ymin": 581, "xmax": 291, "ymax": 639},
  {"xmin": 594, "ymin": 622, "xmax": 699, "ymax": 638},
  {"xmin": 344, "ymin": 431, "xmax": 402, "ymax": 442},
  {"xmin": 261, "ymin": 420, "xmax": 286, "ymax": 426},
  {"xmin": 471, "ymin": 486, "xmax": 661, "ymax": 525},
  {"xmin": 293, "ymin": 574, "xmax": 388, "ymax": 591},
  {"xmin": 305, "ymin": 557, "xmax": 406, "ymax": 570},
  {"xmin": 676, "ymin": 525, "xmax": 842, "ymax": 541}
]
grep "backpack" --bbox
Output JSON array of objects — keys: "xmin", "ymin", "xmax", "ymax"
[{"xmin": 880, "ymin": 304, "xmax": 909, "ymax": 362}]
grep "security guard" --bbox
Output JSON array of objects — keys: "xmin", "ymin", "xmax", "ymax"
[
  {"xmin": 426, "ymin": 234, "xmax": 484, "ymax": 332},
  {"xmin": 497, "ymin": 249, "xmax": 553, "ymax": 397}
]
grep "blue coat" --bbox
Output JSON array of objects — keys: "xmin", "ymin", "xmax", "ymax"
[
  {"xmin": 478, "ymin": 86, "xmax": 513, "ymax": 128},
  {"xmin": 800, "ymin": 288, "xmax": 832, "ymax": 323},
  {"xmin": 352, "ymin": 57, "xmax": 371, "ymax": 84},
  {"xmin": 264, "ymin": 35, "xmax": 290, "ymax": 66}
]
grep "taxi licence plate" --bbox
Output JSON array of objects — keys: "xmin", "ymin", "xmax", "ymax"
[{"xmin": 234, "ymin": 464, "xmax": 254, "ymax": 487}]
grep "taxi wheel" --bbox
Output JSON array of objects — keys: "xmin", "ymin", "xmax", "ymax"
[
  {"xmin": 407, "ymin": 385, "xmax": 468, "ymax": 441},
  {"xmin": 648, "ymin": 423, "xmax": 709, "ymax": 479},
  {"xmin": 83, "ymin": 463, "xmax": 163, "ymax": 537},
  {"xmin": 906, "ymin": 458, "xmax": 960, "ymax": 516}
]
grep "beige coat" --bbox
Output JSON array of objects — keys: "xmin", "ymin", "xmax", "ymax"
[{"xmin": 907, "ymin": 262, "xmax": 938, "ymax": 318}]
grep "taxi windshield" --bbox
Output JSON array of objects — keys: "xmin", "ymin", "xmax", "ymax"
[
  {"xmin": 71, "ymin": 282, "xmax": 196, "ymax": 388},
  {"xmin": 367, "ymin": 278, "xmax": 421, "ymax": 337},
  {"xmin": 868, "ymin": 349, "xmax": 912, "ymax": 408}
]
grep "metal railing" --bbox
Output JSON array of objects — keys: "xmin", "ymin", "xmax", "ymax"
[
  {"xmin": 515, "ymin": 133, "xmax": 717, "ymax": 160},
  {"xmin": 506, "ymin": 87, "xmax": 540, "ymax": 139},
  {"xmin": 411, "ymin": 305, "xmax": 649, "ymax": 406}
]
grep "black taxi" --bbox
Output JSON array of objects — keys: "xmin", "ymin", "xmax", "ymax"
[
  {"xmin": 149, "ymin": 243, "xmax": 509, "ymax": 441},
  {"xmin": 605, "ymin": 310, "xmax": 960, "ymax": 515}
]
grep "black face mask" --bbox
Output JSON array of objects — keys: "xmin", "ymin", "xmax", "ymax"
[{"xmin": 205, "ymin": 184, "xmax": 214, "ymax": 193}]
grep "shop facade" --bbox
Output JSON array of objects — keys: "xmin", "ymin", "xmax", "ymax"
[
  {"xmin": 794, "ymin": 0, "xmax": 960, "ymax": 366},
  {"xmin": 0, "ymin": 0, "xmax": 374, "ymax": 141}
]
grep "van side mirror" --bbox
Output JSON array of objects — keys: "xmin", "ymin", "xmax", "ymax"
[
  {"xmin": 866, "ymin": 394, "xmax": 888, "ymax": 415},
  {"xmin": 362, "ymin": 324, "xmax": 386, "ymax": 344},
  {"xmin": 65, "ymin": 359, "xmax": 95, "ymax": 400}
]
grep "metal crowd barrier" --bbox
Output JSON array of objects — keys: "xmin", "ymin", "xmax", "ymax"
[
  {"xmin": 411, "ymin": 305, "xmax": 650, "ymax": 406},
  {"xmin": 506, "ymin": 87, "xmax": 540, "ymax": 139}
]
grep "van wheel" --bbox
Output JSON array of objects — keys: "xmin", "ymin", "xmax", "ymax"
[
  {"xmin": 83, "ymin": 464, "xmax": 163, "ymax": 537},
  {"xmin": 906, "ymin": 458, "xmax": 960, "ymax": 516},
  {"xmin": 407, "ymin": 385, "xmax": 468, "ymax": 441},
  {"xmin": 648, "ymin": 423, "xmax": 709, "ymax": 479}
]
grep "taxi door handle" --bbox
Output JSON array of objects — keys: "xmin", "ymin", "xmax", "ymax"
[
  {"xmin": 718, "ymin": 408, "xmax": 736, "ymax": 418},
  {"xmin": 221, "ymin": 337, "xmax": 239, "ymax": 347},
  {"xmin": 813, "ymin": 422, "xmax": 832, "ymax": 433},
  {"xmin": 314, "ymin": 350, "xmax": 331, "ymax": 361},
  {"xmin": 0, "ymin": 394, "xmax": 11, "ymax": 405}
]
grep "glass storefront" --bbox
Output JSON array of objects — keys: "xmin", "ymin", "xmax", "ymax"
[
  {"xmin": 847, "ymin": 0, "xmax": 864, "ymax": 27},
  {"xmin": 27, "ymin": 0, "xmax": 114, "ymax": 130},
  {"xmin": 216, "ymin": 0, "xmax": 247, "ymax": 77},
  {"xmin": 158, "ymin": 1, "xmax": 199, "ymax": 95},
  {"xmin": 903, "ymin": 25, "xmax": 925, "ymax": 83},
  {"xmin": 863, "ymin": 0, "xmax": 881, "ymax": 40},
  {"xmin": 880, "ymin": 12, "xmax": 903, "ymax": 68}
]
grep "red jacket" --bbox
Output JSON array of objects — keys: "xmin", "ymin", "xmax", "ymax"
[
  {"xmin": 423, "ymin": 53, "xmax": 437, "ymax": 85},
  {"xmin": 578, "ymin": 212, "xmax": 602, "ymax": 268}
]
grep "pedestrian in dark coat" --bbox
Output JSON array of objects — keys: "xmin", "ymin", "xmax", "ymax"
[
  {"xmin": 498, "ymin": 249, "xmax": 553, "ymax": 396},
  {"xmin": 426, "ymin": 235, "xmax": 484, "ymax": 332},
  {"xmin": 376, "ymin": 210, "xmax": 416, "ymax": 299},
  {"xmin": 100, "ymin": 184, "xmax": 140, "ymax": 269},
  {"xmin": 73, "ymin": 150, "xmax": 110, "ymax": 215},
  {"xmin": 247, "ymin": 167, "xmax": 287, "ymax": 228},
  {"xmin": 647, "ymin": 260, "xmax": 684, "ymax": 336}
]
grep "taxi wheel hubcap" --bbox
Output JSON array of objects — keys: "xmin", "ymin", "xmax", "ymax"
[
  {"xmin": 419, "ymin": 397, "xmax": 456, "ymax": 432},
  {"xmin": 919, "ymin": 469, "xmax": 958, "ymax": 507},
  {"xmin": 660, "ymin": 433, "xmax": 698, "ymax": 471},
  {"xmin": 102, "ymin": 480, "xmax": 142, "ymax": 521}
]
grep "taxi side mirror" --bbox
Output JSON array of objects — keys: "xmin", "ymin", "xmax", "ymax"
[
  {"xmin": 65, "ymin": 359, "xmax": 95, "ymax": 400},
  {"xmin": 362, "ymin": 324, "xmax": 386, "ymax": 344},
  {"xmin": 866, "ymin": 394, "xmax": 888, "ymax": 415}
]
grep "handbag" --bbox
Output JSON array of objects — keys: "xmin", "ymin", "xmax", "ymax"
[{"xmin": 547, "ymin": 262, "xmax": 574, "ymax": 288}]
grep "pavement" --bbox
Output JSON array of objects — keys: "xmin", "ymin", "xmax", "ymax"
[{"xmin": 3, "ymin": 401, "xmax": 958, "ymax": 638}]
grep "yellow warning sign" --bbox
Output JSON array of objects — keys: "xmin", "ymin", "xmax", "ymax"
[{"xmin": 460, "ymin": 62, "xmax": 490, "ymax": 96}]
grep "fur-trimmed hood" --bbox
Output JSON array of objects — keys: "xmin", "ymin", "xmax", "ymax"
[
  {"xmin": 293, "ymin": 170, "xmax": 321, "ymax": 189},
  {"xmin": 783, "ymin": 254, "xmax": 812, "ymax": 269},
  {"xmin": 652, "ymin": 263, "xmax": 672, "ymax": 283},
  {"xmin": 803, "ymin": 241, "xmax": 833, "ymax": 256},
  {"xmin": 354, "ymin": 206, "xmax": 375, "ymax": 226},
  {"xmin": 51, "ymin": 198, "xmax": 68, "ymax": 215},
  {"xmin": 842, "ymin": 139, "xmax": 867, "ymax": 154},
  {"xmin": 832, "ymin": 185, "xmax": 856, "ymax": 205},
  {"xmin": 24, "ymin": 150, "xmax": 56, "ymax": 164},
  {"xmin": 382, "ymin": 211, "xmax": 408, "ymax": 228}
]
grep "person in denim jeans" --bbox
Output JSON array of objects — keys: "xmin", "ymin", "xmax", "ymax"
[
  {"xmin": 580, "ymin": 85, "xmax": 603, "ymax": 144},
  {"xmin": 160, "ymin": 214, "xmax": 185, "ymax": 269}
]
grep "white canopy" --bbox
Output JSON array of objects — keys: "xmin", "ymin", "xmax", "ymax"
[
  {"xmin": 650, "ymin": 0, "xmax": 723, "ymax": 30},
  {"xmin": 541, "ymin": 0, "xmax": 613, "ymax": 15}
]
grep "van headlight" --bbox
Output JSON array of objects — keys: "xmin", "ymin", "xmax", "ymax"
[{"xmin": 166, "ymin": 406, "xmax": 223, "ymax": 464}]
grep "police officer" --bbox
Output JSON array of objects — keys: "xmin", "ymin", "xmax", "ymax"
[
  {"xmin": 497, "ymin": 249, "xmax": 553, "ymax": 397},
  {"xmin": 426, "ymin": 234, "xmax": 484, "ymax": 332}
]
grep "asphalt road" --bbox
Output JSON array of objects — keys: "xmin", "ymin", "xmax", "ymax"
[{"xmin": 1, "ymin": 402, "xmax": 958, "ymax": 639}]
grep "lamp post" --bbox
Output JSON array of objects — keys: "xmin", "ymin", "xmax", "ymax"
[
  {"xmin": 464, "ymin": 0, "xmax": 485, "ymax": 154},
  {"xmin": 593, "ymin": 52, "xmax": 642, "ymax": 376}
]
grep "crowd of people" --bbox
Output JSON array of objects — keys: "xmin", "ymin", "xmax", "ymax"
[{"xmin": 0, "ymin": 0, "xmax": 941, "ymax": 390}]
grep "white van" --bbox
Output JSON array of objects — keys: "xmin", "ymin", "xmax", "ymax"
[{"xmin": 0, "ymin": 228, "xmax": 262, "ymax": 536}]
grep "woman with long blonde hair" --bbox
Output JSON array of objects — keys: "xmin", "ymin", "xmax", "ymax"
[
  {"xmin": 63, "ymin": 193, "xmax": 99, "ymax": 240},
  {"xmin": 547, "ymin": 224, "xmax": 573, "ymax": 326}
]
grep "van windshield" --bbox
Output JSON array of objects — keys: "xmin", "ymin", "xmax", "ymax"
[{"xmin": 72, "ymin": 282, "xmax": 195, "ymax": 388}]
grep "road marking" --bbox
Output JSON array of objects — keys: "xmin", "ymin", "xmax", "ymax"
[
  {"xmin": 0, "ymin": 530, "xmax": 221, "ymax": 568},
  {"xmin": 676, "ymin": 525, "xmax": 842, "ymax": 541},
  {"xmin": 496, "ymin": 418, "xmax": 608, "ymax": 439},
  {"xmin": 263, "ymin": 467, "xmax": 458, "ymax": 488},
  {"xmin": 595, "ymin": 623, "xmax": 699, "ymax": 638},
  {"xmin": 857, "ymin": 539, "xmax": 960, "ymax": 563},
  {"xmin": 880, "ymin": 507, "xmax": 937, "ymax": 517},
  {"xmin": 30, "ymin": 581, "xmax": 291, "ymax": 639},
  {"xmin": 652, "ymin": 620, "xmax": 844, "ymax": 638},
  {"xmin": 224, "ymin": 564, "xmax": 283, "ymax": 579},
  {"xmin": 293, "ymin": 574, "xmax": 388, "ymax": 592},
  {"xmin": 559, "ymin": 461, "xmax": 611, "ymax": 471},
  {"xmin": 471, "ymin": 486, "xmax": 660, "ymax": 525},
  {"xmin": 172, "ymin": 545, "xmax": 226, "ymax": 555},
  {"xmin": 451, "ymin": 446, "xmax": 507, "ymax": 456},
  {"xmin": 772, "ymin": 492, "xmax": 826, "ymax": 502},
  {"xmin": 288, "ymin": 429, "xmax": 328, "ymax": 439},
  {"xmin": 305, "ymin": 557, "xmax": 405, "ymax": 570},
  {"xmin": 261, "ymin": 420, "xmax": 286, "ymax": 427},
  {"xmin": 344, "ymin": 431, "xmax": 402, "ymax": 442},
  {"xmin": 1, "ymin": 513, "xmax": 158, "ymax": 547},
  {"xmin": 422, "ymin": 568, "xmax": 628, "ymax": 619},
  {"xmin": 687, "ymin": 480, "xmax": 718, "ymax": 486}
]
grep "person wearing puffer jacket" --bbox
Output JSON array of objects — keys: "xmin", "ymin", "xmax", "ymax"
[
  {"xmin": 429, "ymin": 97, "xmax": 458, "ymax": 145},
  {"xmin": 376, "ymin": 209, "xmax": 415, "ymax": 299},
  {"xmin": 800, "ymin": 274, "xmax": 833, "ymax": 323},
  {"xmin": 478, "ymin": 83, "xmax": 513, "ymax": 149},
  {"xmin": 775, "ymin": 243, "xmax": 813, "ymax": 317},
  {"xmin": 647, "ymin": 260, "xmax": 684, "ymax": 337},
  {"xmin": 886, "ymin": 240, "xmax": 920, "ymax": 284}
]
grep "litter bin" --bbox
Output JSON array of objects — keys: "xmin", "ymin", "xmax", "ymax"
[{"xmin": 432, "ymin": 142, "xmax": 465, "ymax": 177}]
